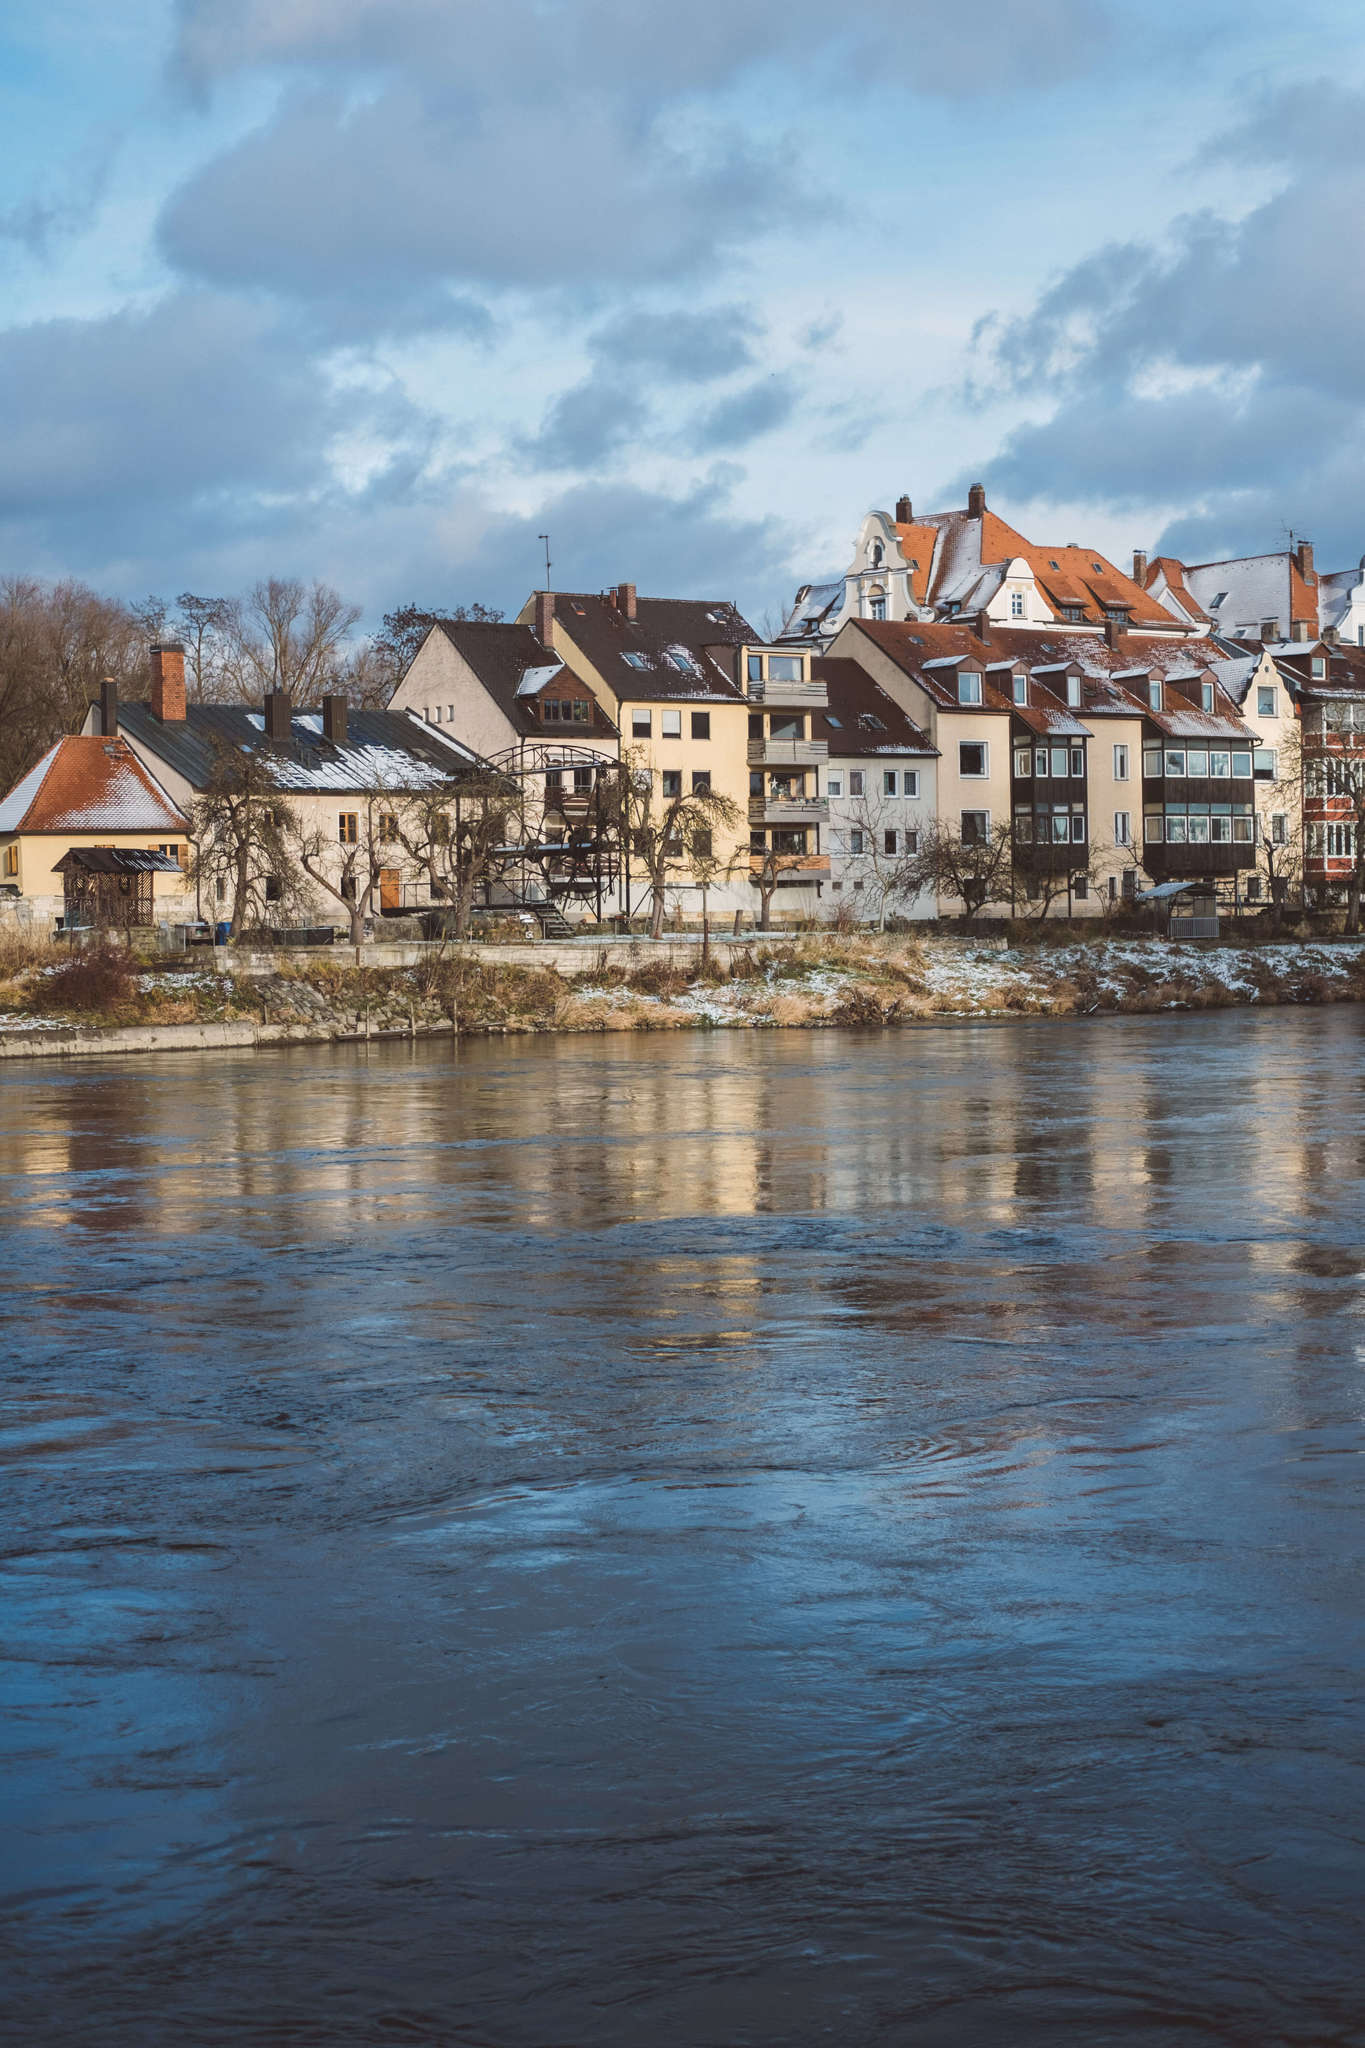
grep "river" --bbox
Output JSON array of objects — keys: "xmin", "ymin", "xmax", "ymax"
[{"xmin": 1, "ymin": 1014, "xmax": 1363, "ymax": 2045}]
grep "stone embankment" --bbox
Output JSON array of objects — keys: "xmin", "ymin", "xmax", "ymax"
[{"xmin": 1, "ymin": 933, "xmax": 1364, "ymax": 1060}]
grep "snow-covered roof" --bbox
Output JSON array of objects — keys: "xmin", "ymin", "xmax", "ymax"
[
  {"xmin": 0, "ymin": 737, "xmax": 187, "ymax": 834},
  {"xmin": 514, "ymin": 664, "xmax": 564, "ymax": 697}
]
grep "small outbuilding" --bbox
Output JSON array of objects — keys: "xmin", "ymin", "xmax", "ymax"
[
  {"xmin": 54, "ymin": 846, "xmax": 185, "ymax": 931},
  {"xmin": 0, "ymin": 733, "xmax": 193, "ymax": 927}
]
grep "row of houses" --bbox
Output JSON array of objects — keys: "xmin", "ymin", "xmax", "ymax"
[{"xmin": 3, "ymin": 484, "xmax": 1364, "ymax": 934}]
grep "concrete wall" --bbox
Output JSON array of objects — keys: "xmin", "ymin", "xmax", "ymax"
[{"xmin": 216, "ymin": 933, "xmax": 807, "ymax": 977}]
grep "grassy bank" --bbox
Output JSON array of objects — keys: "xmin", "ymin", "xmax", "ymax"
[{"xmin": 3, "ymin": 930, "xmax": 1365, "ymax": 1044}]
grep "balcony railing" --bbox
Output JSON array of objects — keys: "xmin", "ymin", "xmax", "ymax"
[
  {"xmin": 748, "ymin": 853, "xmax": 831, "ymax": 879},
  {"xmin": 747, "ymin": 737, "xmax": 828, "ymax": 768},
  {"xmin": 748, "ymin": 795, "xmax": 830, "ymax": 827},
  {"xmin": 746, "ymin": 677, "xmax": 829, "ymax": 706}
]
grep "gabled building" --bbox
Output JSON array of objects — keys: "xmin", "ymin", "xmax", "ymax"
[
  {"xmin": 1255, "ymin": 640, "xmax": 1365, "ymax": 899},
  {"xmin": 782, "ymin": 485, "xmax": 1187, "ymax": 647},
  {"xmin": 1144, "ymin": 539, "xmax": 1326, "ymax": 645},
  {"xmin": 0, "ymin": 731, "xmax": 192, "ymax": 928},
  {"xmin": 809, "ymin": 658, "xmax": 937, "ymax": 920}
]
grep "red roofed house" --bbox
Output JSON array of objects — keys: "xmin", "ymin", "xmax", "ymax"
[{"xmin": 0, "ymin": 727, "xmax": 192, "ymax": 929}]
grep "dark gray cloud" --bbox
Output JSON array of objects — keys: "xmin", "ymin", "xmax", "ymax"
[
  {"xmin": 520, "ymin": 378, "xmax": 651, "ymax": 472},
  {"xmin": 960, "ymin": 82, "xmax": 1365, "ymax": 565},
  {"xmin": 691, "ymin": 376, "xmax": 798, "ymax": 453}
]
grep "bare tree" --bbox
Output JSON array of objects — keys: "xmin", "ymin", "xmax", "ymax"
[
  {"xmin": 614, "ymin": 756, "xmax": 742, "ymax": 940},
  {"xmin": 373, "ymin": 602, "xmax": 505, "ymax": 691},
  {"xmin": 901, "ymin": 819, "xmax": 1016, "ymax": 921},
  {"xmin": 186, "ymin": 738, "xmax": 306, "ymax": 939},
  {"xmin": 220, "ymin": 579, "xmax": 363, "ymax": 704},
  {"xmin": 1248, "ymin": 721, "xmax": 1305, "ymax": 928},
  {"xmin": 392, "ymin": 768, "xmax": 523, "ymax": 938},
  {"xmin": 0, "ymin": 576, "xmax": 147, "ymax": 788},
  {"xmin": 174, "ymin": 593, "xmax": 232, "ymax": 700},
  {"xmin": 750, "ymin": 841, "xmax": 810, "ymax": 930},
  {"xmin": 841, "ymin": 786, "xmax": 925, "ymax": 930}
]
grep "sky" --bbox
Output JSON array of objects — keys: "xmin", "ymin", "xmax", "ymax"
[{"xmin": 2, "ymin": 0, "xmax": 1363, "ymax": 630}]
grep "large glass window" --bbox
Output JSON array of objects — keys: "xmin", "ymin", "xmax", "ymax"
[
  {"xmin": 1209, "ymin": 751, "xmax": 1231, "ymax": 777},
  {"xmin": 958, "ymin": 674, "xmax": 982, "ymax": 705},
  {"xmin": 1143, "ymin": 747, "xmax": 1163, "ymax": 778},
  {"xmin": 767, "ymin": 656, "xmax": 801, "ymax": 683},
  {"xmin": 1186, "ymin": 749, "xmax": 1208, "ymax": 776},
  {"xmin": 959, "ymin": 742, "xmax": 988, "ymax": 778},
  {"xmin": 961, "ymin": 810, "xmax": 990, "ymax": 845},
  {"xmin": 1257, "ymin": 685, "xmax": 1277, "ymax": 716},
  {"xmin": 660, "ymin": 709, "xmax": 681, "ymax": 738},
  {"xmin": 1050, "ymin": 746, "xmax": 1068, "ymax": 778},
  {"xmin": 1164, "ymin": 750, "xmax": 1186, "ymax": 777},
  {"xmin": 1231, "ymin": 750, "xmax": 1251, "ymax": 777}
]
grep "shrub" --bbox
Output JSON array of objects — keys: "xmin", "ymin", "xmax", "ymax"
[{"xmin": 36, "ymin": 942, "xmax": 136, "ymax": 1015}]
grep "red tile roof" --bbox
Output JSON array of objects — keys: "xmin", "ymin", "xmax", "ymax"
[{"xmin": 0, "ymin": 737, "xmax": 187, "ymax": 835}]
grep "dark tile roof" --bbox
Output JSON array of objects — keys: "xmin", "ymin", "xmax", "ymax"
[
  {"xmin": 110, "ymin": 701, "xmax": 487, "ymax": 793},
  {"xmin": 434, "ymin": 622, "xmax": 616, "ymax": 741},
  {"xmin": 811, "ymin": 658, "xmax": 936, "ymax": 756},
  {"xmin": 550, "ymin": 592, "xmax": 755, "ymax": 702}
]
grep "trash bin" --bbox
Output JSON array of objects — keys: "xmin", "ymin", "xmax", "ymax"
[{"xmin": 214, "ymin": 920, "xmax": 232, "ymax": 946}]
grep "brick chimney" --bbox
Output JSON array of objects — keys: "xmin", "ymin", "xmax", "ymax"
[
  {"xmin": 1290, "ymin": 619, "xmax": 1312, "ymax": 643},
  {"xmin": 615, "ymin": 582, "xmax": 638, "ymax": 622},
  {"xmin": 967, "ymin": 483, "xmax": 986, "ymax": 517},
  {"xmin": 264, "ymin": 690, "xmax": 293, "ymax": 742},
  {"xmin": 1296, "ymin": 539, "xmax": 1315, "ymax": 583},
  {"xmin": 99, "ymin": 677, "xmax": 118, "ymax": 739},
  {"xmin": 976, "ymin": 610, "xmax": 991, "ymax": 645},
  {"xmin": 149, "ymin": 643, "xmax": 186, "ymax": 723},
  {"xmin": 534, "ymin": 589, "xmax": 555, "ymax": 648},
  {"xmin": 1104, "ymin": 617, "xmax": 1128, "ymax": 649},
  {"xmin": 321, "ymin": 693, "xmax": 348, "ymax": 745},
  {"xmin": 1132, "ymin": 549, "xmax": 1148, "ymax": 585},
  {"xmin": 895, "ymin": 494, "xmax": 913, "ymax": 523}
]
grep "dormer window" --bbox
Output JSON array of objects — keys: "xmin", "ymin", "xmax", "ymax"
[
  {"xmin": 1067, "ymin": 676, "xmax": 1081, "ymax": 708},
  {"xmin": 958, "ymin": 672, "xmax": 982, "ymax": 706},
  {"xmin": 1312, "ymin": 656, "xmax": 1327, "ymax": 679},
  {"xmin": 1201, "ymin": 681, "xmax": 1215, "ymax": 712},
  {"xmin": 1148, "ymin": 680, "xmax": 1162, "ymax": 712},
  {"xmin": 1010, "ymin": 591, "xmax": 1024, "ymax": 618},
  {"xmin": 1062, "ymin": 605, "xmax": 1085, "ymax": 623},
  {"xmin": 1012, "ymin": 674, "xmax": 1028, "ymax": 706}
]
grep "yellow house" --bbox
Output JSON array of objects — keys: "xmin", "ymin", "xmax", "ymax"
[
  {"xmin": 0, "ymin": 733, "xmax": 192, "ymax": 928},
  {"xmin": 515, "ymin": 585, "xmax": 760, "ymax": 919}
]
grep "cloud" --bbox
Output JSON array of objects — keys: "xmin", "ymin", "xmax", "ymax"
[
  {"xmin": 591, "ymin": 308, "xmax": 759, "ymax": 385},
  {"xmin": 960, "ymin": 82, "xmax": 1365, "ymax": 564},
  {"xmin": 520, "ymin": 378, "xmax": 651, "ymax": 471},
  {"xmin": 691, "ymin": 376, "xmax": 798, "ymax": 453}
]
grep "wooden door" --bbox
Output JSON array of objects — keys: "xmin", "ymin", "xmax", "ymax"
[{"xmin": 379, "ymin": 868, "xmax": 401, "ymax": 912}]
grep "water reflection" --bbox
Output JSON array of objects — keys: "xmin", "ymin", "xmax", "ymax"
[{"xmin": 1, "ymin": 1014, "xmax": 1364, "ymax": 2045}]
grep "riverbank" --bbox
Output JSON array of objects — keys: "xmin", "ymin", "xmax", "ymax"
[{"xmin": 2, "ymin": 933, "xmax": 1364, "ymax": 1058}]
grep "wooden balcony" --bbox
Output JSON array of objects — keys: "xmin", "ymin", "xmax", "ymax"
[
  {"xmin": 747, "ymin": 737, "xmax": 829, "ymax": 768},
  {"xmin": 746, "ymin": 676, "xmax": 829, "ymax": 707},
  {"xmin": 748, "ymin": 853, "xmax": 830, "ymax": 880},
  {"xmin": 749, "ymin": 795, "xmax": 830, "ymax": 827}
]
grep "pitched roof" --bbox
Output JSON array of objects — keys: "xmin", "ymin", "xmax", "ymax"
[
  {"xmin": 109, "ymin": 702, "xmax": 486, "ymax": 794},
  {"xmin": 544, "ymin": 592, "xmax": 755, "ymax": 703},
  {"xmin": 1181, "ymin": 551, "xmax": 1320, "ymax": 636},
  {"xmin": 55, "ymin": 846, "xmax": 183, "ymax": 874},
  {"xmin": 1144, "ymin": 555, "xmax": 1211, "ymax": 627},
  {"xmin": 846, "ymin": 619, "xmax": 1017, "ymax": 712},
  {"xmin": 433, "ymin": 621, "xmax": 616, "ymax": 740},
  {"xmin": 905, "ymin": 507, "xmax": 1176, "ymax": 629},
  {"xmin": 0, "ymin": 737, "xmax": 187, "ymax": 835},
  {"xmin": 811, "ymin": 658, "xmax": 936, "ymax": 757}
]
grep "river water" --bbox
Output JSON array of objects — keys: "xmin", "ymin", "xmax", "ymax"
[{"xmin": 1, "ymin": 1014, "xmax": 1363, "ymax": 2045}]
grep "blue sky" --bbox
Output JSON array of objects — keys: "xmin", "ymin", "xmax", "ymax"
[{"xmin": 2, "ymin": 0, "xmax": 1362, "ymax": 627}]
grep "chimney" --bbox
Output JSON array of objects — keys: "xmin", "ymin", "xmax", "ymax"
[
  {"xmin": 615, "ymin": 582, "xmax": 638, "ymax": 622},
  {"xmin": 1290, "ymin": 618, "xmax": 1312, "ymax": 643},
  {"xmin": 1296, "ymin": 539, "xmax": 1315, "ymax": 583},
  {"xmin": 976, "ymin": 610, "xmax": 991, "ymax": 645},
  {"xmin": 149, "ymin": 642, "xmax": 186, "ymax": 723},
  {"xmin": 967, "ymin": 482, "xmax": 987, "ymax": 517},
  {"xmin": 1132, "ymin": 549, "xmax": 1148, "ymax": 585},
  {"xmin": 895, "ymin": 494, "xmax": 913, "ymax": 523},
  {"xmin": 1104, "ymin": 617, "xmax": 1128, "ymax": 649},
  {"xmin": 99, "ymin": 677, "xmax": 118, "ymax": 739},
  {"xmin": 321, "ymin": 693, "xmax": 348, "ymax": 745},
  {"xmin": 1324, "ymin": 624, "xmax": 1340, "ymax": 646},
  {"xmin": 264, "ymin": 689, "xmax": 293, "ymax": 742},
  {"xmin": 1261, "ymin": 620, "xmax": 1279, "ymax": 645},
  {"xmin": 534, "ymin": 589, "xmax": 556, "ymax": 648}
]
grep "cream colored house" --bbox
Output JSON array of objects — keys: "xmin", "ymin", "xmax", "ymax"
[{"xmin": 0, "ymin": 732, "xmax": 192, "ymax": 929}]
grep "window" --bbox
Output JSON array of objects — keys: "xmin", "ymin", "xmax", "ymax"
[
  {"xmin": 691, "ymin": 712, "xmax": 711, "ymax": 740},
  {"xmin": 623, "ymin": 652, "xmax": 649, "ymax": 670},
  {"xmin": 573, "ymin": 699, "xmax": 590, "ymax": 724},
  {"xmin": 884, "ymin": 771, "xmax": 898, "ymax": 796},
  {"xmin": 1187, "ymin": 816, "xmax": 1210, "ymax": 844},
  {"xmin": 1013, "ymin": 674, "xmax": 1028, "ymax": 705},
  {"xmin": 340, "ymin": 875, "xmax": 358, "ymax": 901},
  {"xmin": 870, "ymin": 596, "xmax": 887, "ymax": 621},
  {"xmin": 1210, "ymin": 816, "xmax": 1232, "ymax": 843},
  {"xmin": 827, "ymin": 774, "xmax": 842, "ymax": 797},
  {"xmin": 1186, "ymin": 748, "xmax": 1208, "ymax": 776},
  {"xmin": 961, "ymin": 810, "xmax": 989, "ymax": 846},
  {"xmin": 1074, "ymin": 876, "xmax": 1088, "ymax": 899},
  {"xmin": 1071, "ymin": 814, "xmax": 1086, "ymax": 843},
  {"xmin": 1010, "ymin": 591, "xmax": 1024, "ymax": 618},
  {"xmin": 693, "ymin": 830, "xmax": 713, "ymax": 859},
  {"xmin": 663, "ymin": 650, "xmax": 699, "ymax": 675},
  {"xmin": 870, "ymin": 540, "xmax": 884, "ymax": 567},
  {"xmin": 541, "ymin": 698, "xmax": 563, "ymax": 722},
  {"xmin": 338, "ymin": 812, "xmax": 358, "ymax": 844},
  {"xmin": 1312, "ymin": 656, "xmax": 1327, "ymax": 679},
  {"xmin": 849, "ymin": 828, "xmax": 865, "ymax": 855},
  {"xmin": 905, "ymin": 829, "xmax": 920, "ymax": 854},
  {"xmin": 1261, "ymin": 621, "xmax": 1278, "ymax": 642},
  {"xmin": 661, "ymin": 709, "xmax": 681, "ymax": 738},
  {"xmin": 768, "ymin": 656, "xmax": 801, "ymax": 682},
  {"xmin": 1113, "ymin": 743, "xmax": 1130, "ymax": 781},
  {"xmin": 661, "ymin": 769, "xmax": 681, "ymax": 798},
  {"xmin": 432, "ymin": 706, "xmax": 442, "ymax": 722},
  {"xmin": 265, "ymin": 875, "xmax": 283, "ymax": 902},
  {"xmin": 1209, "ymin": 751, "xmax": 1231, "ymax": 778},
  {"xmin": 957, "ymin": 672, "xmax": 982, "ymax": 705},
  {"xmin": 1271, "ymin": 813, "xmax": 1288, "ymax": 845},
  {"xmin": 1164, "ymin": 749, "xmax": 1186, "ymax": 778},
  {"xmin": 573, "ymin": 767, "xmax": 592, "ymax": 793},
  {"xmin": 1231, "ymin": 750, "xmax": 1251, "ymax": 777},
  {"xmin": 692, "ymin": 770, "xmax": 711, "ymax": 794},
  {"xmin": 448, "ymin": 706, "xmax": 455, "ymax": 722},
  {"xmin": 1034, "ymin": 747, "xmax": 1048, "ymax": 777},
  {"xmin": 1148, "ymin": 680, "xmax": 1162, "ymax": 712},
  {"xmin": 378, "ymin": 812, "xmax": 399, "ymax": 841},
  {"xmin": 1257, "ymin": 685, "xmax": 1277, "ymax": 717},
  {"xmin": 849, "ymin": 770, "xmax": 864, "ymax": 796},
  {"xmin": 1114, "ymin": 810, "xmax": 1131, "ymax": 845},
  {"xmin": 1015, "ymin": 746, "xmax": 1031, "ymax": 779},
  {"xmin": 903, "ymin": 772, "xmax": 920, "ymax": 798},
  {"xmin": 1050, "ymin": 746, "xmax": 1068, "ymax": 778},
  {"xmin": 1070, "ymin": 747, "xmax": 1085, "ymax": 778},
  {"xmin": 1253, "ymin": 749, "xmax": 1276, "ymax": 780},
  {"xmin": 1067, "ymin": 677, "xmax": 1082, "ymax": 709},
  {"xmin": 747, "ymin": 654, "xmax": 763, "ymax": 681},
  {"xmin": 1246, "ymin": 875, "xmax": 1262, "ymax": 900},
  {"xmin": 631, "ymin": 709, "xmax": 651, "ymax": 737},
  {"xmin": 1063, "ymin": 605, "xmax": 1085, "ymax": 623},
  {"xmin": 1201, "ymin": 682, "xmax": 1215, "ymax": 712},
  {"xmin": 216, "ymin": 878, "xmax": 226, "ymax": 903},
  {"xmin": 884, "ymin": 829, "xmax": 898, "ymax": 855},
  {"xmin": 3, "ymin": 845, "xmax": 17, "ymax": 876},
  {"xmin": 959, "ymin": 741, "xmax": 988, "ymax": 777},
  {"xmin": 1144, "ymin": 813, "xmax": 1163, "ymax": 843},
  {"xmin": 1014, "ymin": 808, "xmax": 1033, "ymax": 844}
]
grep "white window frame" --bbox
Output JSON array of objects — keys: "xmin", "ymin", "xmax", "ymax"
[
  {"xmin": 1114, "ymin": 810, "xmax": 1131, "ymax": 845},
  {"xmin": 1113, "ymin": 743, "xmax": 1129, "ymax": 782},
  {"xmin": 958, "ymin": 740, "xmax": 989, "ymax": 779}
]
